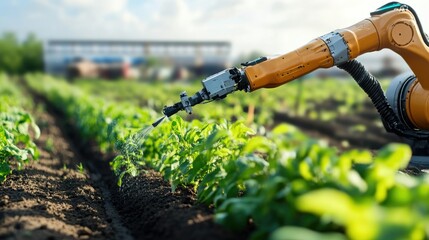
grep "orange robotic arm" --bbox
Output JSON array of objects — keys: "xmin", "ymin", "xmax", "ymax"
[
  {"xmin": 244, "ymin": 2, "xmax": 429, "ymax": 130},
  {"xmin": 163, "ymin": 2, "xmax": 429, "ymax": 166}
]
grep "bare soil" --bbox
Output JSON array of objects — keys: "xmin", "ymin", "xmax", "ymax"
[
  {"xmin": 3, "ymin": 81, "xmax": 422, "ymax": 240},
  {"xmin": 113, "ymin": 172, "xmax": 247, "ymax": 240},
  {"xmin": 68, "ymin": 121, "xmax": 248, "ymax": 240},
  {"xmin": 2, "ymin": 83, "xmax": 248, "ymax": 240},
  {"xmin": 0, "ymin": 110, "xmax": 118, "ymax": 240}
]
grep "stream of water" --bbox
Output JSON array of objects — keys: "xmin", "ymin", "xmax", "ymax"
[{"xmin": 121, "ymin": 115, "xmax": 168, "ymax": 154}]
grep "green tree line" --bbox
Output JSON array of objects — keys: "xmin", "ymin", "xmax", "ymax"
[{"xmin": 0, "ymin": 32, "xmax": 43, "ymax": 74}]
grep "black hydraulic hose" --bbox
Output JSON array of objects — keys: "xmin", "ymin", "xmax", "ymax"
[{"xmin": 337, "ymin": 60, "xmax": 404, "ymax": 133}]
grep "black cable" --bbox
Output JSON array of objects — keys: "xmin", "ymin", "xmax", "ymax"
[
  {"xmin": 337, "ymin": 60, "xmax": 404, "ymax": 133},
  {"xmin": 338, "ymin": 60, "xmax": 429, "ymax": 141}
]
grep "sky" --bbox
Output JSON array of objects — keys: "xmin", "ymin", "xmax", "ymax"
[{"xmin": 1, "ymin": 0, "xmax": 429, "ymax": 59}]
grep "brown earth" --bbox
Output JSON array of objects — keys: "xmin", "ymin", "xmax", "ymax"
[
  {"xmin": 111, "ymin": 172, "xmax": 247, "ymax": 240},
  {"xmin": 66, "ymin": 119, "xmax": 248, "ymax": 240},
  {"xmin": 0, "ymin": 109, "xmax": 120, "ymax": 240},
  {"xmin": 4, "ymin": 79, "xmax": 422, "ymax": 240},
  {"xmin": 2, "ymin": 82, "xmax": 248, "ymax": 240}
]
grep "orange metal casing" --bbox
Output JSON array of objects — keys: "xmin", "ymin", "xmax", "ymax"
[
  {"xmin": 245, "ymin": 8, "xmax": 429, "ymax": 129},
  {"xmin": 244, "ymin": 39, "xmax": 333, "ymax": 90},
  {"xmin": 369, "ymin": 9, "xmax": 429, "ymax": 129},
  {"xmin": 244, "ymin": 19, "xmax": 380, "ymax": 91},
  {"xmin": 406, "ymin": 81, "xmax": 429, "ymax": 129},
  {"xmin": 358, "ymin": 9, "xmax": 429, "ymax": 130}
]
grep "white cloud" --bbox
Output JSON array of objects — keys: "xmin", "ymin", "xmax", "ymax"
[
  {"xmin": 60, "ymin": 0, "xmax": 127, "ymax": 15},
  {"xmin": 3, "ymin": 0, "xmax": 429, "ymax": 57},
  {"xmin": 29, "ymin": 0, "xmax": 145, "ymax": 39}
]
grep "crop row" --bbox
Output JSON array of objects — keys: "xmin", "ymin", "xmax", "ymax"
[
  {"xmin": 26, "ymin": 74, "xmax": 429, "ymax": 240},
  {"xmin": 0, "ymin": 74, "xmax": 39, "ymax": 182},
  {"xmin": 73, "ymin": 77, "xmax": 382, "ymax": 125}
]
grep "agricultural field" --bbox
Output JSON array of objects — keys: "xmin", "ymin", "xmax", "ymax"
[
  {"xmin": 72, "ymin": 77, "xmax": 401, "ymax": 150},
  {"xmin": 0, "ymin": 75, "xmax": 39, "ymax": 182},
  {"xmin": 1, "ymin": 73, "xmax": 429, "ymax": 240}
]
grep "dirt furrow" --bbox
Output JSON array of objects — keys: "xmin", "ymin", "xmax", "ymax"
[
  {"xmin": 0, "ymin": 109, "xmax": 125, "ymax": 239},
  {"xmin": 23, "ymin": 81, "xmax": 247, "ymax": 240}
]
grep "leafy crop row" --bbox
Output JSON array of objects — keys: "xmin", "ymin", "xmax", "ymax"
[
  {"xmin": 124, "ymin": 117, "xmax": 429, "ymax": 240},
  {"xmin": 73, "ymin": 77, "xmax": 379, "ymax": 124},
  {"xmin": 26, "ymin": 74, "xmax": 429, "ymax": 240},
  {"xmin": 0, "ymin": 74, "xmax": 39, "ymax": 182}
]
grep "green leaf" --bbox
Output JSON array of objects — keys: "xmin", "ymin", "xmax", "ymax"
[
  {"xmin": 296, "ymin": 188, "xmax": 355, "ymax": 223},
  {"xmin": 271, "ymin": 123, "xmax": 299, "ymax": 135},
  {"xmin": 0, "ymin": 161, "xmax": 12, "ymax": 182},
  {"xmin": 215, "ymin": 197, "xmax": 258, "ymax": 230},
  {"xmin": 343, "ymin": 149, "xmax": 372, "ymax": 164},
  {"xmin": 242, "ymin": 136, "xmax": 273, "ymax": 154},
  {"xmin": 269, "ymin": 226, "xmax": 347, "ymax": 240},
  {"xmin": 205, "ymin": 129, "xmax": 228, "ymax": 149},
  {"xmin": 298, "ymin": 158, "xmax": 313, "ymax": 180},
  {"xmin": 374, "ymin": 144, "xmax": 411, "ymax": 170}
]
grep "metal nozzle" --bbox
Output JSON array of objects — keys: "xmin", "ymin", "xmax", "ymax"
[
  {"xmin": 162, "ymin": 102, "xmax": 183, "ymax": 117},
  {"xmin": 162, "ymin": 90, "xmax": 206, "ymax": 117}
]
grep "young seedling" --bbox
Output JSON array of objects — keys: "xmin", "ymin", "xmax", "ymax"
[{"xmin": 76, "ymin": 163, "xmax": 85, "ymax": 174}]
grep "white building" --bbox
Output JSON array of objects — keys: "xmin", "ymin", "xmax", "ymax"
[{"xmin": 44, "ymin": 40, "xmax": 231, "ymax": 78}]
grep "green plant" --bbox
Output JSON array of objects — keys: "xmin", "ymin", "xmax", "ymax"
[
  {"xmin": 76, "ymin": 162, "xmax": 85, "ymax": 174},
  {"xmin": 26, "ymin": 73, "xmax": 429, "ymax": 240},
  {"xmin": 0, "ymin": 74, "xmax": 40, "ymax": 182}
]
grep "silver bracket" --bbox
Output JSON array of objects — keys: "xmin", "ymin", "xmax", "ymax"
[
  {"xmin": 180, "ymin": 91, "xmax": 192, "ymax": 114},
  {"xmin": 321, "ymin": 31, "xmax": 350, "ymax": 65}
]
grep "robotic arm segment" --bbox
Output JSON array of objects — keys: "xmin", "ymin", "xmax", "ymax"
[
  {"xmin": 368, "ymin": 5, "xmax": 429, "ymax": 90},
  {"xmin": 367, "ymin": 4, "xmax": 429, "ymax": 130},
  {"xmin": 163, "ymin": 2, "xmax": 429, "ymax": 131},
  {"xmin": 244, "ymin": 38, "xmax": 334, "ymax": 90}
]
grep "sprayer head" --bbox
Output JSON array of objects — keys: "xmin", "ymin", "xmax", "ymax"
[
  {"xmin": 162, "ymin": 90, "xmax": 205, "ymax": 117},
  {"xmin": 162, "ymin": 102, "xmax": 183, "ymax": 117},
  {"xmin": 162, "ymin": 67, "xmax": 249, "ymax": 117}
]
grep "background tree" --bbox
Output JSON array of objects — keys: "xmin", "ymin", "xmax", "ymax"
[
  {"xmin": 21, "ymin": 33, "xmax": 43, "ymax": 73},
  {"xmin": 0, "ymin": 32, "xmax": 43, "ymax": 74},
  {"xmin": 0, "ymin": 32, "xmax": 22, "ymax": 74}
]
